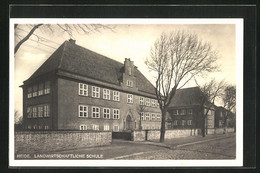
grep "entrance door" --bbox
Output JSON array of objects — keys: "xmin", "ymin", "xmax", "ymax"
[{"xmin": 126, "ymin": 115, "xmax": 132, "ymax": 130}]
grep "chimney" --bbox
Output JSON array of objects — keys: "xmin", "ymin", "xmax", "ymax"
[
  {"xmin": 69, "ymin": 39, "xmax": 76, "ymax": 44},
  {"xmin": 124, "ymin": 58, "xmax": 134, "ymax": 76}
]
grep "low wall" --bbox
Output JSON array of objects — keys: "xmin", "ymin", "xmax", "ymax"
[
  {"xmin": 207, "ymin": 127, "xmax": 235, "ymax": 135},
  {"xmin": 15, "ymin": 131, "xmax": 112, "ymax": 153},
  {"xmin": 131, "ymin": 129, "xmax": 199, "ymax": 141}
]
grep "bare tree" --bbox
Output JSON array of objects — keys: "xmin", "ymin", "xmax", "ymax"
[
  {"xmin": 136, "ymin": 105, "xmax": 147, "ymax": 130},
  {"xmin": 222, "ymin": 85, "xmax": 236, "ymax": 134},
  {"xmin": 14, "ymin": 110, "xmax": 23, "ymax": 131},
  {"xmin": 197, "ymin": 79, "xmax": 226, "ymax": 137},
  {"xmin": 145, "ymin": 31, "xmax": 218, "ymax": 142},
  {"xmin": 14, "ymin": 24, "xmax": 116, "ymax": 55}
]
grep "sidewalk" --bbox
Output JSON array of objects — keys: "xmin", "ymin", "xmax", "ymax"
[{"xmin": 131, "ymin": 133, "xmax": 236, "ymax": 149}]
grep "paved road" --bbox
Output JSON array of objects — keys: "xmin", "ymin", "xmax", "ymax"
[
  {"xmin": 52, "ymin": 134, "xmax": 235, "ymax": 160},
  {"xmin": 118, "ymin": 135, "xmax": 236, "ymax": 160}
]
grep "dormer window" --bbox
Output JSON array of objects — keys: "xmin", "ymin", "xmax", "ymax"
[{"xmin": 127, "ymin": 80, "xmax": 133, "ymax": 87}]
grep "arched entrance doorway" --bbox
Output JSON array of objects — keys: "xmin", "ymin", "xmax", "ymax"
[{"xmin": 125, "ymin": 114, "xmax": 132, "ymax": 131}]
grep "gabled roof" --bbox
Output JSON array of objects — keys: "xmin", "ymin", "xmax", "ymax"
[
  {"xmin": 168, "ymin": 87, "xmax": 203, "ymax": 108},
  {"xmin": 27, "ymin": 40, "xmax": 156, "ymax": 95}
]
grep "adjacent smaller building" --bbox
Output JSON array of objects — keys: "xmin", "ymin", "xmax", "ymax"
[{"xmin": 166, "ymin": 87, "xmax": 216, "ymax": 130}]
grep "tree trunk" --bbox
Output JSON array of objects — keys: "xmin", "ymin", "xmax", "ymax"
[
  {"xmin": 160, "ymin": 109, "xmax": 166, "ymax": 143},
  {"xmin": 202, "ymin": 116, "xmax": 206, "ymax": 137}
]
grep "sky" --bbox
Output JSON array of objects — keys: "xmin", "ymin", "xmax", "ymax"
[{"xmin": 13, "ymin": 20, "xmax": 238, "ymax": 117}]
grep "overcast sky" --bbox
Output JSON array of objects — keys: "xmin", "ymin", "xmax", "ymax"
[{"xmin": 13, "ymin": 21, "xmax": 238, "ymax": 115}]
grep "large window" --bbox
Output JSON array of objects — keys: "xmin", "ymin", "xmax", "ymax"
[
  {"xmin": 140, "ymin": 112, "xmax": 144, "ymax": 120},
  {"xmin": 127, "ymin": 80, "xmax": 133, "ymax": 87},
  {"xmin": 32, "ymin": 106, "xmax": 37, "ymax": 118},
  {"xmin": 27, "ymin": 87, "xmax": 32, "ymax": 98},
  {"xmin": 38, "ymin": 105, "xmax": 43, "ymax": 117},
  {"xmin": 44, "ymin": 105, "xmax": 50, "ymax": 117},
  {"xmin": 151, "ymin": 99, "xmax": 156, "ymax": 107},
  {"xmin": 92, "ymin": 107, "xmax": 100, "ymax": 118},
  {"xmin": 113, "ymin": 109, "xmax": 120, "ymax": 119},
  {"xmin": 33, "ymin": 85, "xmax": 38, "ymax": 97},
  {"xmin": 104, "ymin": 125, "xmax": 109, "ymax": 131},
  {"xmin": 92, "ymin": 124, "xmax": 99, "ymax": 131},
  {"xmin": 157, "ymin": 114, "xmax": 161, "ymax": 121},
  {"xmin": 27, "ymin": 107, "xmax": 32, "ymax": 118},
  {"xmin": 92, "ymin": 86, "xmax": 100, "ymax": 98},
  {"xmin": 187, "ymin": 109, "xmax": 193, "ymax": 115},
  {"xmin": 44, "ymin": 81, "xmax": 50, "ymax": 94},
  {"xmin": 103, "ymin": 108, "xmax": 110, "ymax": 119},
  {"xmin": 113, "ymin": 125, "xmax": 119, "ymax": 132},
  {"xmin": 151, "ymin": 113, "xmax": 156, "ymax": 121},
  {"xmin": 103, "ymin": 89, "xmax": 110, "ymax": 100},
  {"xmin": 127, "ymin": 94, "xmax": 133, "ymax": 103},
  {"xmin": 80, "ymin": 125, "xmax": 87, "ymax": 130},
  {"xmin": 113, "ymin": 91, "xmax": 120, "ymax": 101},
  {"xmin": 139, "ymin": 97, "xmax": 144, "ymax": 105},
  {"xmin": 79, "ymin": 105, "xmax": 88, "ymax": 117},
  {"xmin": 79, "ymin": 83, "xmax": 88, "ymax": 96},
  {"xmin": 145, "ymin": 98, "xmax": 150, "ymax": 106},
  {"xmin": 187, "ymin": 120, "xmax": 192, "ymax": 125},
  {"xmin": 173, "ymin": 120, "xmax": 178, "ymax": 126},
  {"xmin": 38, "ymin": 83, "xmax": 44, "ymax": 96},
  {"xmin": 145, "ymin": 112, "xmax": 150, "ymax": 121}
]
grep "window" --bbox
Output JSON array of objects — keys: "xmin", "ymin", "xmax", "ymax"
[
  {"xmin": 38, "ymin": 83, "xmax": 44, "ymax": 96},
  {"xmin": 28, "ymin": 125, "xmax": 31, "ymax": 129},
  {"xmin": 182, "ymin": 120, "xmax": 186, "ymax": 126},
  {"xmin": 173, "ymin": 109, "xmax": 186, "ymax": 115},
  {"xmin": 173, "ymin": 120, "xmax": 178, "ymax": 126},
  {"xmin": 219, "ymin": 120, "xmax": 223, "ymax": 127},
  {"xmin": 113, "ymin": 125, "xmax": 119, "ymax": 132},
  {"xmin": 220, "ymin": 112, "xmax": 223, "ymax": 117},
  {"xmin": 104, "ymin": 125, "xmax": 109, "ymax": 131},
  {"xmin": 80, "ymin": 125, "xmax": 87, "ymax": 130},
  {"xmin": 151, "ymin": 100, "xmax": 156, "ymax": 107},
  {"xmin": 44, "ymin": 81, "xmax": 50, "ymax": 94},
  {"xmin": 39, "ymin": 125, "xmax": 42, "ymax": 130},
  {"xmin": 38, "ymin": 105, "xmax": 43, "ymax": 117},
  {"xmin": 145, "ymin": 112, "xmax": 150, "ymax": 121},
  {"xmin": 27, "ymin": 87, "xmax": 32, "ymax": 98},
  {"xmin": 32, "ymin": 106, "xmax": 37, "ymax": 118},
  {"xmin": 33, "ymin": 85, "xmax": 38, "ymax": 97},
  {"xmin": 187, "ymin": 109, "xmax": 193, "ymax": 115},
  {"xmin": 92, "ymin": 107, "xmax": 100, "ymax": 118},
  {"xmin": 140, "ymin": 112, "xmax": 144, "ymax": 120},
  {"xmin": 79, "ymin": 83, "xmax": 88, "ymax": 96},
  {"xmin": 33, "ymin": 125, "xmax": 37, "ymax": 129},
  {"xmin": 44, "ymin": 105, "xmax": 50, "ymax": 117},
  {"xmin": 79, "ymin": 105, "xmax": 88, "ymax": 117},
  {"xmin": 127, "ymin": 94, "xmax": 133, "ymax": 103},
  {"xmin": 92, "ymin": 124, "xmax": 99, "ymax": 131},
  {"xmin": 151, "ymin": 113, "xmax": 156, "ymax": 121},
  {"xmin": 44, "ymin": 125, "xmax": 49, "ymax": 130},
  {"xmin": 145, "ymin": 98, "xmax": 150, "ymax": 106},
  {"xmin": 113, "ymin": 91, "xmax": 120, "ymax": 101},
  {"xmin": 127, "ymin": 80, "xmax": 133, "ymax": 87},
  {"xmin": 92, "ymin": 86, "xmax": 100, "ymax": 98},
  {"xmin": 27, "ymin": 107, "xmax": 32, "ymax": 118},
  {"xmin": 103, "ymin": 108, "xmax": 110, "ymax": 119},
  {"xmin": 180, "ymin": 109, "xmax": 186, "ymax": 115},
  {"xmin": 157, "ymin": 114, "xmax": 161, "ymax": 121},
  {"xmin": 187, "ymin": 120, "xmax": 192, "ymax": 125},
  {"xmin": 103, "ymin": 89, "xmax": 110, "ymax": 100},
  {"xmin": 139, "ymin": 97, "xmax": 144, "ymax": 105},
  {"xmin": 113, "ymin": 109, "xmax": 120, "ymax": 119}
]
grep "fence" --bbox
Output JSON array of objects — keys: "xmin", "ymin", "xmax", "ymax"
[{"xmin": 15, "ymin": 130, "xmax": 112, "ymax": 153}]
